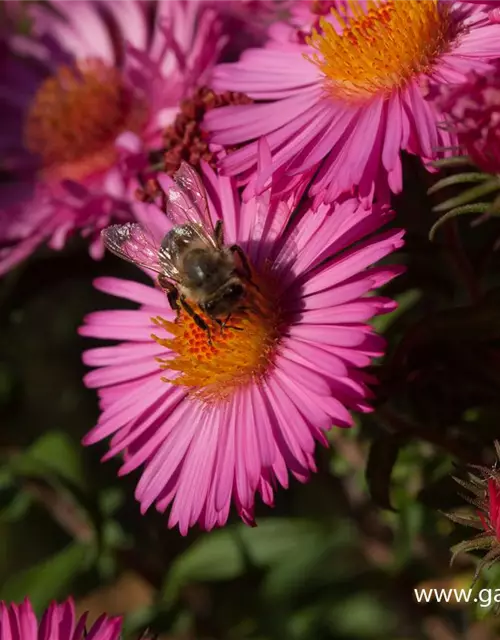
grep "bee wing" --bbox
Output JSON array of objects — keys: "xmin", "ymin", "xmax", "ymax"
[
  {"xmin": 102, "ymin": 223, "xmax": 170, "ymax": 277},
  {"xmin": 165, "ymin": 162, "xmax": 217, "ymax": 247}
]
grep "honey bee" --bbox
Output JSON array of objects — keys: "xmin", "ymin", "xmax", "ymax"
[{"xmin": 101, "ymin": 162, "xmax": 255, "ymax": 343}]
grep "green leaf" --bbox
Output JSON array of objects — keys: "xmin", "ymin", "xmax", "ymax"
[
  {"xmin": 239, "ymin": 518, "xmax": 330, "ymax": 566},
  {"xmin": 427, "ymin": 156, "xmax": 472, "ymax": 168},
  {"xmin": 122, "ymin": 603, "xmax": 185, "ymax": 637},
  {"xmin": 0, "ymin": 490, "xmax": 32, "ymax": 523},
  {"xmin": 263, "ymin": 543, "xmax": 334, "ymax": 603},
  {"xmin": 432, "ymin": 178, "xmax": 500, "ymax": 213},
  {"xmin": 9, "ymin": 431, "xmax": 85, "ymax": 489},
  {"xmin": 394, "ymin": 501, "xmax": 424, "ymax": 567},
  {"xmin": 3, "ymin": 434, "xmax": 104, "ymax": 551},
  {"xmin": 0, "ymin": 542, "xmax": 91, "ymax": 613},
  {"xmin": 162, "ymin": 519, "xmax": 330, "ymax": 604},
  {"xmin": 450, "ymin": 536, "xmax": 494, "ymax": 565},
  {"xmin": 443, "ymin": 510, "xmax": 483, "ymax": 531},
  {"xmin": 429, "ymin": 203, "xmax": 494, "ymax": 241},
  {"xmin": 427, "ymin": 172, "xmax": 490, "ymax": 195},
  {"xmin": 371, "ymin": 289, "xmax": 421, "ymax": 334},
  {"xmin": 163, "ymin": 529, "xmax": 243, "ymax": 602},
  {"xmin": 0, "ymin": 473, "xmax": 32, "ymax": 522},
  {"xmin": 99, "ymin": 487, "xmax": 125, "ymax": 517},
  {"xmin": 366, "ymin": 435, "xmax": 405, "ymax": 511},
  {"xmin": 328, "ymin": 594, "xmax": 396, "ymax": 637}
]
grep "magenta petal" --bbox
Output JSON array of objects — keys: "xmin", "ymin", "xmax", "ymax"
[{"xmin": 0, "ymin": 599, "xmax": 121, "ymax": 640}]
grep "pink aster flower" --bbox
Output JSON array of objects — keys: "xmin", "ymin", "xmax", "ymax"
[
  {"xmin": 204, "ymin": 1, "xmax": 500, "ymax": 207},
  {"xmin": 434, "ymin": 60, "xmax": 500, "ymax": 174},
  {"xmin": 0, "ymin": 0, "xmax": 223, "ymax": 274},
  {"xmin": 80, "ymin": 155, "xmax": 404, "ymax": 534},
  {"xmin": 0, "ymin": 597, "xmax": 122, "ymax": 640}
]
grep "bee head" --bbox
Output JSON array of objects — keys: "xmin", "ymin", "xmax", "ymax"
[{"xmin": 202, "ymin": 280, "xmax": 245, "ymax": 318}]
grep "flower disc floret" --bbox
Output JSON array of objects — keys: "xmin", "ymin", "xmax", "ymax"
[
  {"xmin": 152, "ymin": 272, "xmax": 282, "ymax": 402},
  {"xmin": 24, "ymin": 59, "xmax": 147, "ymax": 181},
  {"xmin": 307, "ymin": 0, "xmax": 457, "ymax": 102}
]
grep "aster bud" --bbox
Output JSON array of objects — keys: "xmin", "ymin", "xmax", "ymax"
[{"xmin": 446, "ymin": 441, "xmax": 500, "ymax": 581}]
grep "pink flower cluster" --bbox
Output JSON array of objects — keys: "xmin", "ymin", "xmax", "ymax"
[
  {"xmin": 2, "ymin": 0, "xmax": 500, "ymax": 537},
  {"xmin": 435, "ymin": 61, "xmax": 500, "ymax": 174},
  {"xmin": 0, "ymin": 0, "xmax": 224, "ymax": 271}
]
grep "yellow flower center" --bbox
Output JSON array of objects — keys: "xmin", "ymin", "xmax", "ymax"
[
  {"xmin": 306, "ymin": 0, "xmax": 459, "ymax": 103},
  {"xmin": 24, "ymin": 59, "xmax": 147, "ymax": 181},
  {"xmin": 151, "ymin": 274, "xmax": 282, "ymax": 403}
]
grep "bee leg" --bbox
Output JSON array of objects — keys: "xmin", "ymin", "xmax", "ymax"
[
  {"xmin": 180, "ymin": 297, "xmax": 212, "ymax": 345},
  {"xmin": 167, "ymin": 290, "xmax": 180, "ymax": 313},
  {"xmin": 158, "ymin": 276, "xmax": 180, "ymax": 312},
  {"xmin": 229, "ymin": 244, "xmax": 250, "ymax": 278},
  {"xmin": 215, "ymin": 220, "xmax": 225, "ymax": 249},
  {"xmin": 229, "ymin": 244, "xmax": 260, "ymax": 291},
  {"xmin": 217, "ymin": 313, "xmax": 243, "ymax": 333},
  {"xmin": 215, "ymin": 318, "xmax": 225, "ymax": 335},
  {"xmin": 220, "ymin": 313, "xmax": 242, "ymax": 333}
]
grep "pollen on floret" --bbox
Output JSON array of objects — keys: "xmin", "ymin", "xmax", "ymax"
[
  {"xmin": 154, "ymin": 87, "xmax": 253, "ymax": 176},
  {"xmin": 24, "ymin": 59, "xmax": 147, "ymax": 181},
  {"xmin": 151, "ymin": 273, "xmax": 283, "ymax": 403},
  {"xmin": 306, "ymin": 0, "xmax": 461, "ymax": 103}
]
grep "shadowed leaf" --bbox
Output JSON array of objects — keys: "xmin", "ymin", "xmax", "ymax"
[
  {"xmin": 429, "ymin": 203, "xmax": 494, "ymax": 240},
  {"xmin": 0, "ymin": 542, "xmax": 91, "ymax": 614},
  {"xmin": 427, "ymin": 172, "xmax": 489, "ymax": 195},
  {"xmin": 366, "ymin": 435, "xmax": 406, "ymax": 511},
  {"xmin": 432, "ymin": 178, "xmax": 500, "ymax": 213}
]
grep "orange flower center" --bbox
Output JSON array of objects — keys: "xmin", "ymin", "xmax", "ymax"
[
  {"xmin": 151, "ymin": 272, "xmax": 282, "ymax": 403},
  {"xmin": 306, "ymin": 0, "xmax": 459, "ymax": 103},
  {"xmin": 24, "ymin": 59, "xmax": 147, "ymax": 181}
]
